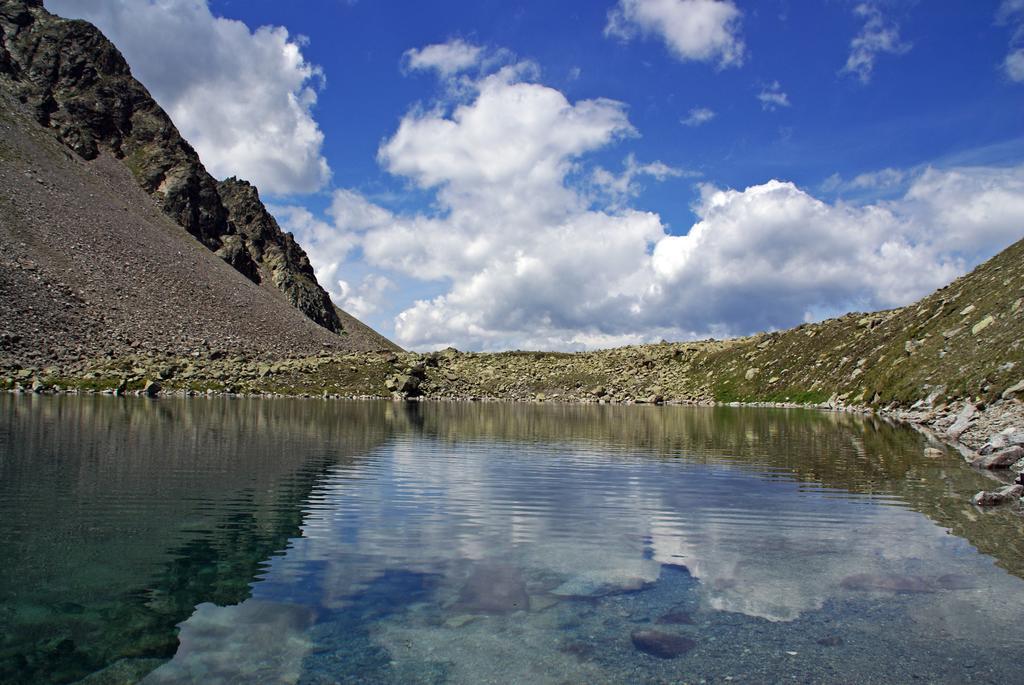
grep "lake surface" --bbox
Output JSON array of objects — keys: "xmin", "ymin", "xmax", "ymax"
[{"xmin": 2, "ymin": 395, "xmax": 1024, "ymax": 684}]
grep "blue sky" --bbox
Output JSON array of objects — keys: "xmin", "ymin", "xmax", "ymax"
[{"xmin": 50, "ymin": 1, "xmax": 1024, "ymax": 350}]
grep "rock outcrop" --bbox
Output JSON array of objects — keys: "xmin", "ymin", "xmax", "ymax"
[
  {"xmin": 0, "ymin": 0, "xmax": 345, "ymax": 334},
  {"xmin": 217, "ymin": 178, "xmax": 341, "ymax": 332}
]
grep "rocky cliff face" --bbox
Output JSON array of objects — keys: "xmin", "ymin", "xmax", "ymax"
[
  {"xmin": 217, "ymin": 178, "xmax": 341, "ymax": 332},
  {"xmin": 0, "ymin": 0, "xmax": 344, "ymax": 334}
]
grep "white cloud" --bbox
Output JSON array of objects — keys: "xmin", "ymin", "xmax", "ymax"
[
  {"xmin": 328, "ymin": 189, "xmax": 395, "ymax": 232},
  {"xmin": 900, "ymin": 165, "xmax": 1024, "ymax": 253},
  {"xmin": 1006, "ymin": 49, "xmax": 1024, "ymax": 81},
  {"xmin": 681, "ymin": 106, "xmax": 716, "ymax": 126},
  {"xmin": 999, "ymin": 2, "xmax": 1024, "ymax": 81},
  {"xmin": 591, "ymin": 154, "xmax": 687, "ymax": 207},
  {"xmin": 757, "ymin": 81, "xmax": 790, "ymax": 110},
  {"xmin": 47, "ymin": 0, "xmax": 330, "ymax": 195},
  {"xmin": 821, "ymin": 167, "xmax": 909, "ymax": 195},
  {"xmin": 403, "ymin": 39, "xmax": 484, "ymax": 76},
  {"xmin": 605, "ymin": 0, "xmax": 745, "ymax": 68},
  {"xmin": 335, "ymin": 275, "xmax": 397, "ymax": 318},
  {"xmin": 266, "ymin": 53, "xmax": 1023, "ymax": 351},
  {"xmin": 366, "ymin": 64, "xmax": 1024, "ymax": 349},
  {"xmin": 841, "ymin": 2, "xmax": 911, "ymax": 84}
]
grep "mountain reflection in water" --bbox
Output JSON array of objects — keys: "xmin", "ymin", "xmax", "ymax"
[{"xmin": 2, "ymin": 396, "xmax": 1022, "ymax": 684}]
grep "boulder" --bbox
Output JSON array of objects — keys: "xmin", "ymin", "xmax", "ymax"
[
  {"xmin": 630, "ymin": 630, "xmax": 696, "ymax": 659},
  {"xmin": 971, "ymin": 484, "xmax": 1023, "ymax": 506},
  {"xmin": 947, "ymin": 403, "xmax": 976, "ymax": 439},
  {"xmin": 143, "ymin": 380, "xmax": 161, "ymax": 397},
  {"xmin": 971, "ymin": 315, "xmax": 995, "ymax": 335},
  {"xmin": 971, "ymin": 445, "xmax": 1024, "ymax": 469},
  {"xmin": 1002, "ymin": 379, "xmax": 1024, "ymax": 400}
]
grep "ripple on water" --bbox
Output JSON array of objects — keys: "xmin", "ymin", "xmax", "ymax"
[{"xmin": 1, "ymin": 396, "xmax": 1023, "ymax": 684}]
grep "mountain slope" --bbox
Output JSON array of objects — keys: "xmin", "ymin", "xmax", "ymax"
[
  {"xmin": 0, "ymin": 82, "xmax": 396, "ymax": 369},
  {"xmin": 0, "ymin": 0, "xmax": 380, "ymax": 340}
]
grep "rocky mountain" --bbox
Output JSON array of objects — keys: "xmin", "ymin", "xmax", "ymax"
[
  {"xmin": 0, "ymin": 0, "xmax": 371, "ymax": 339},
  {"xmin": 0, "ymin": 1, "xmax": 399, "ymax": 367}
]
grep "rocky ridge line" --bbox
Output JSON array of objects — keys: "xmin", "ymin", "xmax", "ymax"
[{"xmin": 0, "ymin": 0, "xmax": 344, "ymax": 333}]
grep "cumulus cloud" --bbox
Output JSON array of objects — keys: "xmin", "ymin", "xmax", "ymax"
[
  {"xmin": 681, "ymin": 106, "xmax": 716, "ymax": 126},
  {"xmin": 841, "ymin": 3, "xmax": 911, "ymax": 84},
  {"xmin": 335, "ymin": 275, "xmax": 397, "ymax": 318},
  {"xmin": 265, "ymin": 47, "xmax": 1022, "ymax": 351},
  {"xmin": 357, "ymin": 62, "xmax": 1024, "ymax": 349},
  {"xmin": 605, "ymin": 0, "xmax": 745, "ymax": 68},
  {"xmin": 48, "ymin": 0, "xmax": 330, "ymax": 195},
  {"xmin": 757, "ymin": 81, "xmax": 790, "ymax": 110},
  {"xmin": 403, "ymin": 39, "xmax": 484, "ymax": 76}
]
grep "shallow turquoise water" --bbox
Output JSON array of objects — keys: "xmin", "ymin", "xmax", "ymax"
[{"xmin": 2, "ymin": 395, "xmax": 1023, "ymax": 684}]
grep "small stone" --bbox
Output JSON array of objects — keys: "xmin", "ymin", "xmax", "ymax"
[
  {"xmin": 630, "ymin": 630, "xmax": 696, "ymax": 659},
  {"xmin": 923, "ymin": 447, "xmax": 944, "ymax": 458},
  {"xmin": 745, "ymin": 367, "xmax": 759, "ymax": 380},
  {"xmin": 816, "ymin": 636, "xmax": 844, "ymax": 647},
  {"xmin": 971, "ymin": 484, "xmax": 1023, "ymax": 506},
  {"xmin": 31, "ymin": 379, "xmax": 44, "ymax": 393}
]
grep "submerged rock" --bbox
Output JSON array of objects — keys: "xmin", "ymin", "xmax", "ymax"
[
  {"xmin": 655, "ymin": 608, "xmax": 695, "ymax": 625},
  {"xmin": 453, "ymin": 563, "xmax": 529, "ymax": 613},
  {"xmin": 840, "ymin": 573, "xmax": 935, "ymax": 594},
  {"xmin": 630, "ymin": 630, "xmax": 696, "ymax": 659},
  {"xmin": 551, "ymin": 571, "xmax": 653, "ymax": 598}
]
